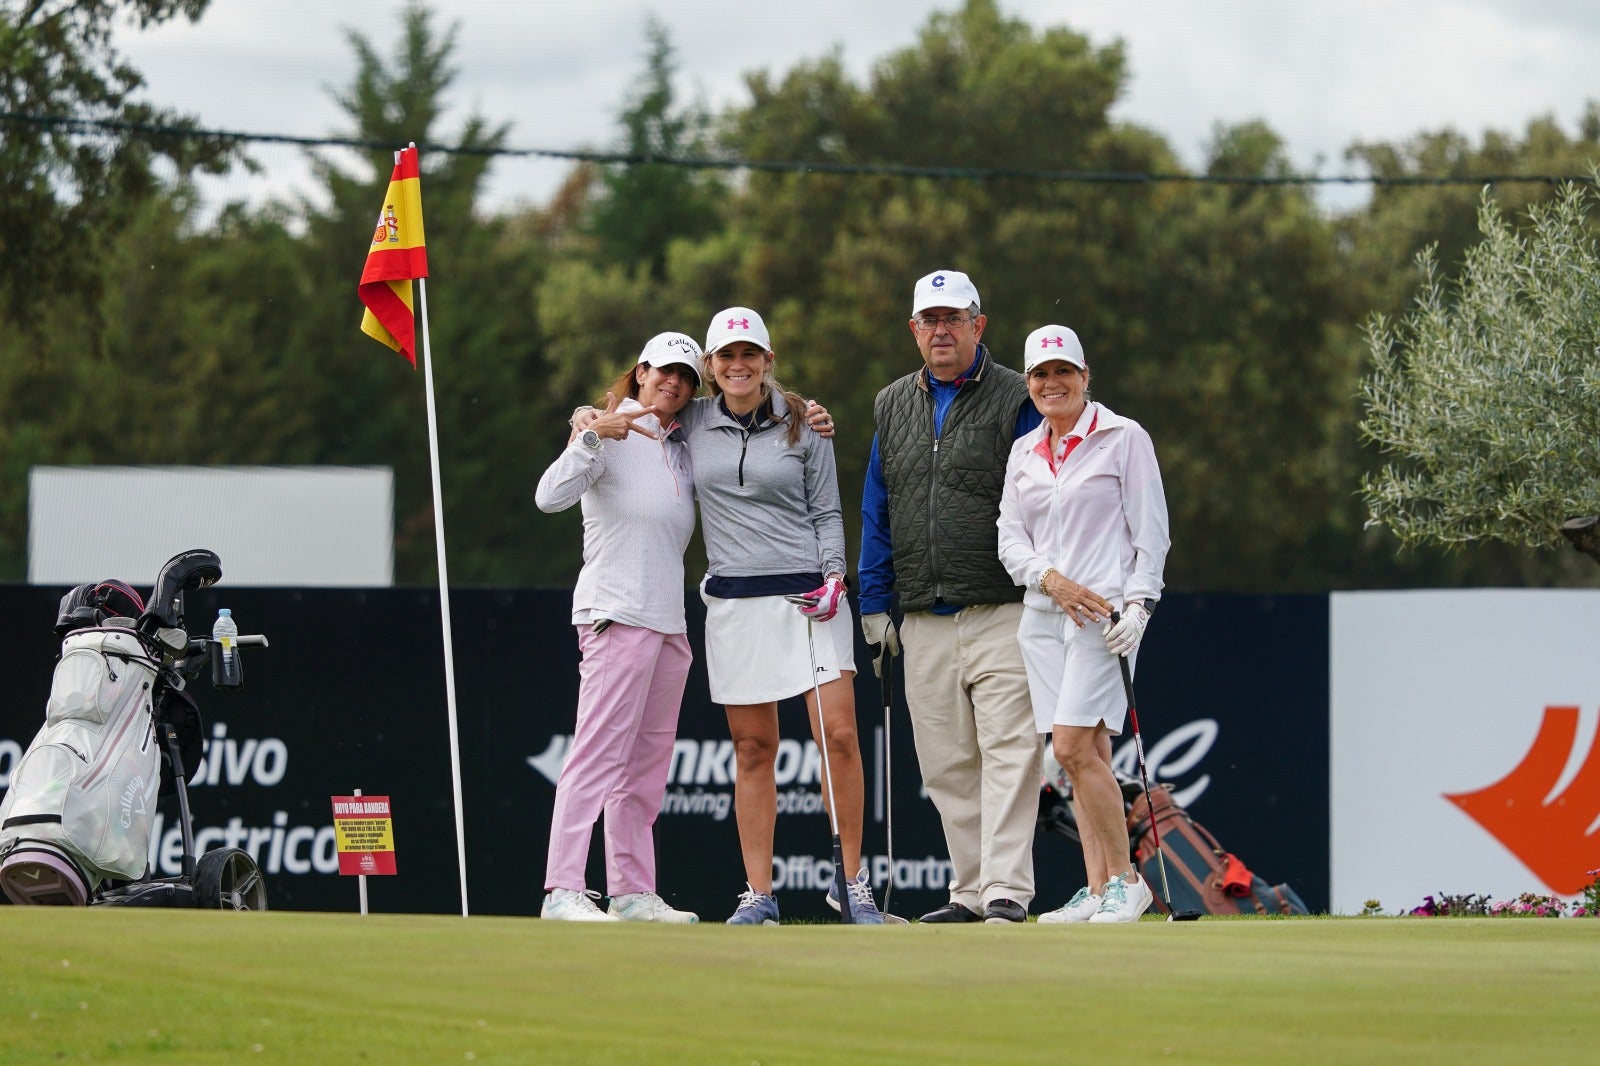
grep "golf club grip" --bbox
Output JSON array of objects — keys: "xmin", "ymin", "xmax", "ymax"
[
  {"xmin": 880, "ymin": 648, "xmax": 892, "ymax": 706},
  {"xmin": 1114, "ymin": 632, "xmax": 1136, "ymax": 712}
]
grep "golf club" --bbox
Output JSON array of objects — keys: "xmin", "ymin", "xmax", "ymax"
[
  {"xmin": 876, "ymin": 648, "xmax": 909, "ymax": 924},
  {"xmin": 804, "ymin": 617, "xmax": 853, "ymax": 923},
  {"xmin": 1111, "ymin": 610, "xmax": 1202, "ymax": 923},
  {"xmin": 881, "ymin": 649, "xmax": 895, "ymax": 917}
]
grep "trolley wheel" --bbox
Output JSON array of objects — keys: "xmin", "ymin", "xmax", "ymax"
[{"xmin": 193, "ymin": 847, "xmax": 268, "ymax": 910}]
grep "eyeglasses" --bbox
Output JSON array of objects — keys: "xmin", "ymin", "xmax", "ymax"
[{"xmin": 912, "ymin": 312, "xmax": 973, "ymax": 331}]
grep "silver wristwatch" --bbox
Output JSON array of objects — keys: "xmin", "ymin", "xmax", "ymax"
[{"xmin": 579, "ymin": 429, "xmax": 602, "ymax": 452}]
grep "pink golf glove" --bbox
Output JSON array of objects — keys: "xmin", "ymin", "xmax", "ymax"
[{"xmin": 798, "ymin": 577, "xmax": 846, "ymax": 623}]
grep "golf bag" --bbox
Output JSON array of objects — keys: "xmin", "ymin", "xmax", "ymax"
[
  {"xmin": 0, "ymin": 618, "xmax": 162, "ymax": 904},
  {"xmin": 1, "ymin": 550, "xmax": 266, "ymax": 909},
  {"xmin": 1127, "ymin": 785, "xmax": 1309, "ymax": 917}
]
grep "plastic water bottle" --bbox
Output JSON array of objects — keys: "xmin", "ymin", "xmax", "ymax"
[{"xmin": 212, "ymin": 608, "xmax": 242, "ymax": 687}]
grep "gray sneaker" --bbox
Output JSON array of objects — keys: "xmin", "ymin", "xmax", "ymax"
[
  {"xmin": 725, "ymin": 884, "xmax": 780, "ymax": 926},
  {"xmin": 825, "ymin": 868, "xmax": 886, "ymax": 925}
]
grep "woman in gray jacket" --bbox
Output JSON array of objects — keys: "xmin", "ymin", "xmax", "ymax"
[{"xmin": 688, "ymin": 307, "xmax": 883, "ymax": 926}]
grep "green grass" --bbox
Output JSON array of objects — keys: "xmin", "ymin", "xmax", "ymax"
[{"xmin": 2, "ymin": 911, "xmax": 1597, "ymax": 1064}]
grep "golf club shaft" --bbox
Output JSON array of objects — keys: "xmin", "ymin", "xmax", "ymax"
[
  {"xmin": 881, "ymin": 650, "xmax": 894, "ymax": 917},
  {"xmin": 1112, "ymin": 612, "xmax": 1175, "ymax": 911},
  {"xmin": 807, "ymin": 619, "xmax": 853, "ymax": 923}
]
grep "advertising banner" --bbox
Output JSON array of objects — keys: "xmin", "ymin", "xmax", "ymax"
[
  {"xmin": 0, "ymin": 586, "xmax": 1329, "ymax": 916},
  {"xmin": 1331, "ymin": 589, "xmax": 1600, "ymax": 913}
]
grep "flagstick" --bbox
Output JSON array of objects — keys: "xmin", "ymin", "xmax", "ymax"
[{"xmin": 416, "ymin": 275, "xmax": 470, "ymax": 918}]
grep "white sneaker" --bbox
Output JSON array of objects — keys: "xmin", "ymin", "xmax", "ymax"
[
  {"xmin": 1088, "ymin": 873, "xmax": 1154, "ymax": 923},
  {"xmin": 1038, "ymin": 886, "xmax": 1101, "ymax": 924},
  {"xmin": 541, "ymin": 888, "xmax": 620, "ymax": 922},
  {"xmin": 608, "ymin": 891, "xmax": 699, "ymax": 924}
]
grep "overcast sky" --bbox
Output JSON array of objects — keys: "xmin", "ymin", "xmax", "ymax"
[{"xmin": 114, "ymin": 0, "xmax": 1600, "ymax": 215}]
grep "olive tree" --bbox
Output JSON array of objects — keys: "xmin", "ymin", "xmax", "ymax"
[{"xmin": 1360, "ymin": 180, "xmax": 1600, "ymax": 564}]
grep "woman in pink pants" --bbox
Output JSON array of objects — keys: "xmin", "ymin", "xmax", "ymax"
[{"xmin": 534, "ymin": 331, "xmax": 704, "ymax": 922}]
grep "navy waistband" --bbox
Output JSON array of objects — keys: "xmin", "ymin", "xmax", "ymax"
[{"xmin": 704, "ymin": 572, "xmax": 823, "ymax": 599}]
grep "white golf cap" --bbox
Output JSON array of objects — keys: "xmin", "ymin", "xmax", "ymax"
[
  {"xmin": 705, "ymin": 306, "xmax": 772, "ymax": 354},
  {"xmin": 911, "ymin": 270, "xmax": 982, "ymax": 315},
  {"xmin": 637, "ymin": 331, "xmax": 703, "ymax": 385},
  {"xmin": 1023, "ymin": 324, "xmax": 1087, "ymax": 373}
]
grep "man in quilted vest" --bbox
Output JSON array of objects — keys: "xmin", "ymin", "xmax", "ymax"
[{"xmin": 858, "ymin": 270, "xmax": 1046, "ymax": 924}]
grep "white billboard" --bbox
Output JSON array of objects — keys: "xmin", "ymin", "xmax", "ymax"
[
  {"xmin": 1330, "ymin": 589, "xmax": 1600, "ymax": 914},
  {"xmin": 28, "ymin": 466, "xmax": 394, "ymax": 588}
]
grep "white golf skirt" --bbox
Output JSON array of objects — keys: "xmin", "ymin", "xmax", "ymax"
[
  {"xmin": 1017, "ymin": 604, "xmax": 1139, "ymax": 735},
  {"xmin": 700, "ymin": 584, "xmax": 856, "ymax": 705}
]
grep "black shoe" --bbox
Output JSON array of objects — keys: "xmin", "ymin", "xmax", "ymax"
[
  {"xmin": 983, "ymin": 898, "xmax": 1027, "ymax": 924},
  {"xmin": 919, "ymin": 901, "xmax": 983, "ymax": 924}
]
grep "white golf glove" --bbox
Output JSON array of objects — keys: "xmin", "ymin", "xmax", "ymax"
[
  {"xmin": 860, "ymin": 612, "xmax": 901, "ymax": 677},
  {"xmin": 1103, "ymin": 602, "xmax": 1151, "ymax": 657}
]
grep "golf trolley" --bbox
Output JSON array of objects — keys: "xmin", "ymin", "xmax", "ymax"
[{"xmin": 0, "ymin": 549, "xmax": 270, "ymax": 910}]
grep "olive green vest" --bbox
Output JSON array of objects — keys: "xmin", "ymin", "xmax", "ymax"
[{"xmin": 874, "ymin": 347, "xmax": 1030, "ymax": 612}]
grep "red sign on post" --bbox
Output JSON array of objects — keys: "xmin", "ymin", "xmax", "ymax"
[{"xmin": 331, "ymin": 795, "xmax": 397, "ymax": 875}]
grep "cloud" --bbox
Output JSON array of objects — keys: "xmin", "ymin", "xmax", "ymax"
[{"xmin": 112, "ymin": 0, "xmax": 1600, "ymax": 214}]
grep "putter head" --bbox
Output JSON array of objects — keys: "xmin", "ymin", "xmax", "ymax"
[{"xmin": 1167, "ymin": 909, "xmax": 1204, "ymax": 922}]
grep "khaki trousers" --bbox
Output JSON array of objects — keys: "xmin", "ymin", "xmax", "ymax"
[{"xmin": 901, "ymin": 602, "xmax": 1042, "ymax": 910}]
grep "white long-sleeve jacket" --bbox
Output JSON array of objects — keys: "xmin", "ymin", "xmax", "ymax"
[
  {"xmin": 997, "ymin": 400, "xmax": 1170, "ymax": 612},
  {"xmin": 535, "ymin": 398, "xmax": 696, "ymax": 633}
]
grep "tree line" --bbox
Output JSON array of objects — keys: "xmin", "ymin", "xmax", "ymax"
[{"xmin": 5, "ymin": 0, "xmax": 1600, "ymax": 592}]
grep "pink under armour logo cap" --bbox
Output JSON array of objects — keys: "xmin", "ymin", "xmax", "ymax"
[
  {"xmin": 705, "ymin": 306, "xmax": 772, "ymax": 354},
  {"xmin": 1023, "ymin": 325, "xmax": 1086, "ymax": 373}
]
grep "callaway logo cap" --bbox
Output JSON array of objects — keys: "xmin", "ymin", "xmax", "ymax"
[
  {"xmin": 911, "ymin": 270, "xmax": 982, "ymax": 315},
  {"xmin": 1023, "ymin": 324, "xmax": 1087, "ymax": 373},
  {"xmin": 637, "ymin": 331, "xmax": 703, "ymax": 386},
  {"xmin": 705, "ymin": 307, "xmax": 772, "ymax": 354}
]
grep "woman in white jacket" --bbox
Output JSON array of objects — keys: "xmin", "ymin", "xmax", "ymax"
[
  {"xmin": 534, "ymin": 331, "xmax": 704, "ymax": 923},
  {"xmin": 997, "ymin": 325, "xmax": 1171, "ymax": 924}
]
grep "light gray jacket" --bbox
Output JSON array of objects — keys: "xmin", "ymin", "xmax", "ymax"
[{"xmin": 680, "ymin": 392, "xmax": 846, "ymax": 581}]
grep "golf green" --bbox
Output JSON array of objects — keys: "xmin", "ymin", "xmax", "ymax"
[{"xmin": 2, "ymin": 910, "xmax": 1595, "ymax": 1063}]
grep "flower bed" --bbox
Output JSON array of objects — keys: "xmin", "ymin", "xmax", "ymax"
[{"xmin": 1360, "ymin": 869, "xmax": 1600, "ymax": 917}]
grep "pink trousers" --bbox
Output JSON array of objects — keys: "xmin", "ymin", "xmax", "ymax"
[{"xmin": 544, "ymin": 622, "xmax": 691, "ymax": 894}]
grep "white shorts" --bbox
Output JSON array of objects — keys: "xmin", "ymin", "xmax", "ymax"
[
  {"xmin": 700, "ymin": 584, "xmax": 857, "ymax": 705},
  {"xmin": 1017, "ymin": 604, "xmax": 1137, "ymax": 735}
]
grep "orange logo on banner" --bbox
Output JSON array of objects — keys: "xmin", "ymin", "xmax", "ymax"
[{"xmin": 1444, "ymin": 706, "xmax": 1600, "ymax": 894}]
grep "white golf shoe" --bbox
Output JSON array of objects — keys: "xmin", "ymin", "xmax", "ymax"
[
  {"xmin": 541, "ymin": 888, "xmax": 620, "ymax": 922},
  {"xmin": 1088, "ymin": 872, "xmax": 1154, "ymax": 923},
  {"xmin": 1038, "ymin": 886, "xmax": 1102, "ymax": 924},
  {"xmin": 608, "ymin": 891, "xmax": 699, "ymax": 924}
]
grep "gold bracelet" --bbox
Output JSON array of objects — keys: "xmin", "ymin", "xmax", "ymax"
[{"xmin": 1038, "ymin": 567, "xmax": 1058, "ymax": 594}]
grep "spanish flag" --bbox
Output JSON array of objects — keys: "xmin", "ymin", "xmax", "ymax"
[{"xmin": 358, "ymin": 146, "xmax": 429, "ymax": 365}]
